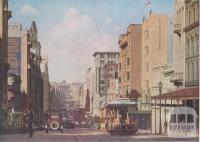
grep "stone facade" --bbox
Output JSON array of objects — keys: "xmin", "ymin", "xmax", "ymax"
[
  {"xmin": 41, "ymin": 55, "xmax": 49, "ymax": 113},
  {"xmin": 0, "ymin": 0, "xmax": 11, "ymax": 109},
  {"xmin": 141, "ymin": 13, "xmax": 169, "ymax": 110},
  {"xmin": 118, "ymin": 24, "xmax": 142, "ymax": 99},
  {"xmin": 93, "ymin": 52, "xmax": 119, "ymax": 116},
  {"xmin": 184, "ymin": 0, "xmax": 199, "ymax": 87}
]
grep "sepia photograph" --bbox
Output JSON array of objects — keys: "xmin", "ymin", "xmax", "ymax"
[{"xmin": 0, "ymin": 0, "xmax": 199, "ymax": 141}]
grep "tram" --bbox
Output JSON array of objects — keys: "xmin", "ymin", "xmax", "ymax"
[{"xmin": 168, "ymin": 106, "xmax": 198, "ymax": 137}]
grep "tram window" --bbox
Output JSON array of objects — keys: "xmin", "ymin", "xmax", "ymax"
[
  {"xmin": 170, "ymin": 114, "xmax": 176, "ymax": 123},
  {"xmin": 178, "ymin": 114, "xmax": 186, "ymax": 123},
  {"xmin": 187, "ymin": 114, "xmax": 194, "ymax": 123}
]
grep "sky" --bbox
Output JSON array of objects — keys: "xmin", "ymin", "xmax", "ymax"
[{"xmin": 9, "ymin": 0, "xmax": 175, "ymax": 82}]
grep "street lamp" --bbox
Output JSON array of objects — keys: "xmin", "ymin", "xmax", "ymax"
[{"xmin": 158, "ymin": 82, "xmax": 162, "ymax": 134}]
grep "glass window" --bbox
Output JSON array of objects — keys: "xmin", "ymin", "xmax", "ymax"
[
  {"xmin": 187, "ymin": 114, "xmax": 194, "ymax": 123},
  {"xmin": 170, "ymin": 114, "xmax": 176, "ymax": 123},
  {"xmin": 178, "ymin": 114, "xmax": 186, "ymax": 123}
]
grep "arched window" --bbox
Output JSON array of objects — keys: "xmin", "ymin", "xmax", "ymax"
[
  {"xmin": 191, "ymin": 37, "xmax": 194, "ymax": 56},
  {"xmin": 186, "ymin": 39, "xmax": 190, "ymax": 57},
  {"xmin": 192, "ymin": 62, "xmax": 194, "ymax": 81}
]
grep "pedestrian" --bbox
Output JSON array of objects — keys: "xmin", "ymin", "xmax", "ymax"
[{"xmin": 27, "ymin": 107, "xmax": 33, "ymax": 137}]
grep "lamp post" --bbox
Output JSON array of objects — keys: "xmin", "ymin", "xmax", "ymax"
[{"xmin": 158, "ymin": 82, "xmax": 162, "ymax": 134}]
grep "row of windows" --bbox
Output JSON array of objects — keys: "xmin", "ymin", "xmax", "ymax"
[
  {"xmin": 187, "ymin": 4, "xmax": 199, "ymax": 26},
  {"xmin": 186, "ymin": 60, "xmax": 199, "ymax": 82},
  {"xmin": 99, "ymin": 53, "xmax": 119, "ymax": 58},
  {"xmin": 186, "ymin": 35, "xmax": 199, "ymax": 58}
]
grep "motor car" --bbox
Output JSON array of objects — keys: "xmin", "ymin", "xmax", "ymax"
[{"xmin": 45, "ymin": 112, "xmax": 63, "ymax": 133}]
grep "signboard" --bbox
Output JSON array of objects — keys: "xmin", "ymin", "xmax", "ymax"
[{"xmin": 8, "ymin": 37, "xmax": 21, "ymax": 76}]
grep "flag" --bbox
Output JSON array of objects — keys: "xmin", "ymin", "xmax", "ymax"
[{"xmin": 145, "ymin": 0, "xmax": 151, "ymax": 7}]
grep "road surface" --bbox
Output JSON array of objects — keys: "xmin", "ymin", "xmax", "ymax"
[{"xmin": 0, "ymin": 128, "xmax": 198, "ymax": 142}]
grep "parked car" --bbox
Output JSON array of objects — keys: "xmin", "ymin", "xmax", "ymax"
[{"xmin": 45, "ymin": 112, "xmax": 63, "ymax": 133}]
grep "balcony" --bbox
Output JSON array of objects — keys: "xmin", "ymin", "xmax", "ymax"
[
  {"xmin": 170, "ymin": 72, "xmax": 183, "ymax": 87},
  {"xmin": 174, "ymin": 23, "xmax": 181, "ymax": 36}
]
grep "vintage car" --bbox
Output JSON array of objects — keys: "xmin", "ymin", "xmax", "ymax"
[{"xmin": 45, "ymin": 112, "xmax": 63, "ymax": 133}]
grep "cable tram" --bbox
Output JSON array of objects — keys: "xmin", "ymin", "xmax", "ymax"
[{"xmin": 168, "ymin": 106, "xmax": 198, "ymax": 137}]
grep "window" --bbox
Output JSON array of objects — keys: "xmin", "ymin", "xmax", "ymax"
[
  {"xmin": 145, "ymin": 80, "xmax": 149, "ymax": 89},
  {"xmin": 170, "ymin": 114, "xmax": 176, "ymax": 123},
  {"xmin": 100, "ymin": 54, "xmax": 104, "ymax": 58},
  {"xmin": 100, "ymin": 60, "xmax": 104, "ymax": 65},
  {"xmin": 187, "ymin": 114, "xmax": 194, "ymax": 123},
  {"xmin": 127, "ymin": 72, "xmax": 130, "ymax": 80},
  {"xmin": 146, "ymin": 62, "xmax": 149, "ymax": 72},
  {"xmin": 187, "ymin": 40, "xmax": 190, "ymax": 57},
  {"xmin": 127, "ymin": 57, "xmax": 130, "ymax": 66},
  {"xmin": 193, "ymin": 7, "xmax": 195, "ymax": 22},
  {"xmin": 191, "ymin": 38, "xmax": 194, "ymax": 56},
  {"xmin": 119, "ymin": 63, "xmax": 121, "ymax": 70},
  {"xmin": 145, "ymin": 46, "xmax": 149, "ymax": 56},
  {"xmin": 144, "ymin": 29, "xmax": 149, "ymax": 40},
  {"xmin": 178, "ymin": 114, "xmax": 186, "ymax": 123},
  {"xmin": 192, "ymin": 62, "xmax": 194, "ymax": 81},
  {"xmin": 189, "ymin": 11, "xmax": 191, "ymax": 24}
]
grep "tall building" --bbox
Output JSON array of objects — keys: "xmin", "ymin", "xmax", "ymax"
[
  {"xmin": 118, "ymin": 24, "xmax": 142, "ymax": 99},
  {"xmin": 8, "ymin": 23, "xmax": 23, "ymax": 76},
  {"xmin": 184, "ymin": 0, "xmax": 199, "ymax": 87},
  {"xmin": 170, "ymin": 0, "xmax": 186, "ymax": 87},
  {"xmin": 104, "ymin": 62, "xmax": 118, "ymax": 102},
  {"xmin": 41, "ymin": 55, "xmax": 49, "ymax": 113},
  {"xmin": 0, "ymin": 0, "xmax": 11, "ymax": 109},
  {"xmin": 93, "ymin": 51, "xmax": 119, "ymax": 116},
  {"xmin": 29, "ymin": 21, "xmax": 44, "ymax": 127},
  {"xmin": 21, "ymin": 30, "xmax": 31, "ymax": 97},
  {"xmin": 141, "ymin": 13, "xmax": 169, "ymax": 110},
  {"xmin": 86, "ymin": 67, "xmax": 95, "ymax": 115}
]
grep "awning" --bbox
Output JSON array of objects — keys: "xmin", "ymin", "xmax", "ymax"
[{"xmin": 151, "ymin": 86, "xmax": 199, "ymax": 100}]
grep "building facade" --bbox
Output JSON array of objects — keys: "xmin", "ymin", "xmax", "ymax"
[
  {"xmin": 118, "ymin": 24, "xmax": 142, "ymax": 99},
  {"xmin": 93, "ymin": 52, "xmax": 119, "ymax": 116},
  {"xmin": 29, "ymin": 21, "xmax": 44, "ymax": 127},
  {"xmin": 41, "ymin": 55, "xmax": 49, "ymax": 113},
  {"xmin": 104, "ymin": 62, "xmax": 118, "ymax": 102},
  {"xmin": 140, "ymin": 13, "xmax": 169, "ymax": 110},
  {"xmin": 171, "ymin": 0, "xmax": 186, "ymax": 87},
  {"xmin": 184, "ymin": 0, "xmax": 199, "ymax": 87},
  {"xmin": 0, "ymin": 0, "xmax": 11, "ymax": 109}
]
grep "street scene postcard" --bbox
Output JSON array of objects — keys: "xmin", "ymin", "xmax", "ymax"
[{"xmin": 0, "ymin": 0, "xmax": 199, "ymax": 142}]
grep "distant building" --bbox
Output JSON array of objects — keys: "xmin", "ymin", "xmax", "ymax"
[
  {"xmin": 86, "ymin": 67, "xmax": 95, "ymax": 115},
  {"xmin": 41, "ymin": 55, "xmax": 49, "ymax": 113},
  {"xmin": 118, "ymin": 24, "xmax": 142, "ymax": 99},
  {"xmin": 104, "ymin": 62, "xmax": 118, "ymax": 102},
  {"xmin": 93, "ymin": 51, "xmax": 119, "ymax": 116},
  {"xmin": 8, "ymin": 23, "xmax": 23, "ymax": 76}
]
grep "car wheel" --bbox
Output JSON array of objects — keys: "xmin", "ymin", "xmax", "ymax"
[{"xmin": 50, "ymin": 121, "xmax": 59, "ymax": 130}]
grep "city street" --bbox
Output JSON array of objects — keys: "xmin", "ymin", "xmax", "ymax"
[{"xmin": 0, "ymin": 128, "xmax": 198, "ymax": 142}]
